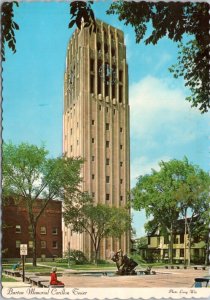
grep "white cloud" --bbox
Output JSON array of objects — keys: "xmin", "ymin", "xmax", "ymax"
[
  {"xmin": 130, "ymin": 75, "xmax": 201, "ymax": 145},
  {"xmin": 131, "ymin": 155, "xmax": 171, "ymax": 187}
]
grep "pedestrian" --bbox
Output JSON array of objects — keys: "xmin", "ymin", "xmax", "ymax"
[
  {"xmin": 50, "ymin": 267, "xmax": 64, "ymax": 286},
  {"xmin": 12, "ymin": 261, "xmax": 22, "ymax": 271}
]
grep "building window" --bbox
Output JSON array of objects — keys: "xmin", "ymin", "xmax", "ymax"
[
  {"xmin": 111, "ymin": 48, "xmax": 115, "ymax": 57},
  {"xmin": 120, "ymin": 179, "xmax": 123, "ymax": 184},
  {"xmin": 173, "ymin": 249, "xmax": 176, "ymax": 257},
  {"xmin": 105, "ymin": 82, "xmax": 109, "ymax": 96},
  {"xmin": 180, "ymin": 234, "xmax": 184, "ymax": 244},
  {"xmin": 104, "ymin": 44, "xmax": 108, "ymax": 55},
  {"xmin": 70, "ymin": 128, "xmax": 72, "ymax": 134},
  {"xmin": 106, "ymin": 141, "xmax": 110, "ymax": 148},
  {"xmin": 180, "ymin": 249, "xmax": 184, "ymax": 257},
  {"xmin": 120, "ymin": 144, "xmax": 123, "ymax": 150},
  {"xmin": 92, "ymin": 120, "xmax": 95, "ymax": 125},
  {"xmin": 40, "ymin": 226, "xmax": 47, "ymax": 235},
  {"xmin": 99, "ymin": 105, "xmax": 102, "ymax": 111},
  {"xmin": 120, "ymin": 127, "xmax": 123, "ymax": 132},
  {"xmin": 92, "ymin": 138, "xmax": 95, "ymax": 143},
  {"xmin": 29, "ymin": 241, "xmax": 33, "ymax": 248},
  {"xmin": 28, "ymin": 225, "xmax": 33, "ymax": 234},
  {"xmin": 106, "ymin": 158, "xmax": 110, "ymax": 165},
  {"xmin": 77, "ymin": 140, "xmax": 79, "ymax": 145},
  {"xmin": 106, "ymin": 123, "xmax": 109, "ymax": 130},
  {"xmin": 120, "ymin": 196, "xmax": 123, "ymax": 201},
  {"xmin": 16, "ymin": 240, "xmax": 21, "ymax": 248},
  {"xmin": 120, "ymin": 161, "xmax": 123, "ymax": 167},
  {"xmin": 52, "ymin": 227, "xmax": 58, "ymax": 235},
  {"xmin": 92, "ymin": 174, "xmax": 95, "ymax": 179},
  {"xmin": 52, "ymin": 241, "xmax": 58, "ymax": 249},
  {"xmin": 97, "ymin": 42, "xmax": 101, "ymax": 51},
  {"xmin": 119, "ymin": 85, "xmax": 123, "ymax": 103},
  {"xmin": 90, "ymin": 75, "xmax": 95, "ymax": 93},
  {"xmin": 41, "ymin": 241, "xmax": 46, "ymax": 249},
  {"xmin": 106, "ymin": 107, "xmax": 109, "ymax": 113},
  {"xmin": 163, "ymin": 249, "xmax": 168, "ymax": 258},
  {"xmin": 106, "ymin": 176, "xmax": 110, "ymax": 183},
  {"xmin": 92, "ymin": 192, "xmax": 95, "ymax": 198},
  {"xmin": 164, "ymin": 235, "xmax": 169, "ymax": 244},
  {"xmin": 112, "ymin": 84, "xmax": 116, "ymax": 98},
  {"xmin": 15, "ymin": 225, "xmax": 21, "ymax": 233},
  {"xmin": 70, "ymin": 145, "xmax": 73, "ymax": 152},
  {"xmin": 106, "ymin": 194, "xmax": 110, "ymax": 201},
  {"xmin": 119, "ymin": 70, "xmax": 123, "ymax": 82},
  {"xmin": 90, "ymin": 58, "xmax": 94, "ymax": 71},
  {"xmin": 92, "ymin": 156, "xmax": 95, "ymax": 161},
  {"xmin": 114, "ymin": 109, "xmax": 116, "ymax": 115}
]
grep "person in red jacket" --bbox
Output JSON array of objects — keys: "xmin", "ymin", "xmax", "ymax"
[{"xmin": 50, "ymin": 267, "xmax": 64, "ymax": 286}]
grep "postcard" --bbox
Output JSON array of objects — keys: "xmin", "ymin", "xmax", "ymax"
[{"xmin": 1, "ymin": 1, "xmax": 209, "ymax": 299}]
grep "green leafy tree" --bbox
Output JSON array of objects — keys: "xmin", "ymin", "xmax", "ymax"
[
  {"xmin": 132, "ymin": 158, "xmax": 209, "ymax": 264},
  {"xmin": 192, "ymin": 208, "xmax": 210, "ymax": 265},
  {"xmin": 1, "ymin": 1, "xmax": 19, "ymax": 61},
  {"xmin": 173, "ymin": 161, "xmax": 210, "ymax": 265},
  {"xmin": 63, "ymin": 196, "xmax": 131, "ymax": 263},
  {"xmin": 2, "ymin": 142, "xmax": 83, "ymax": 266},
  {"xmin": 107, "ymin": 1, "xmax": 209, "ymax": 113},
  {"xmin": 68, "ymin": 1, "xmax": 96, "ymax": 33}
]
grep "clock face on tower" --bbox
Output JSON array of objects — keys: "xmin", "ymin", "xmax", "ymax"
[{"xmin": 99, "ymin": 63, "xmax": 117, "ymax": 85}]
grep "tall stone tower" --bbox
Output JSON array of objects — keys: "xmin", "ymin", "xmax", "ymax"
[{"xmin": 63, "ymin": 19, "xmax": 130, "ymax": 260}]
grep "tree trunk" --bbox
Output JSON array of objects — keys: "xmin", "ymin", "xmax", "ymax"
[
  {"xmin": 205, "ymin": 235, "xmax": 209, "ymax": 265},
  {"xmin": 187, "ymin": 232, "xmax": 191, "ymax": 266},
  {"xmin": 169, "ymin": 224, "xmax": 174, "ymax": 264},
  {"xmin": 93, "ymin": 240, "xmax": 101, "ymax": 264},
  {"xmin": 32, "ymin": 222, "xmax": 37, "ymax": 267}
]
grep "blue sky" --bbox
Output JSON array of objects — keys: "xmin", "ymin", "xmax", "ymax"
[{"xmin": 3, "ymin": 2, "xmax": 209, "ymax": 238}]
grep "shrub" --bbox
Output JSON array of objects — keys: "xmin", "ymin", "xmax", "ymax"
[
  {"xmin": 64, "ymin": 249, "xmax": 88, "ymax": 265},
  {"xmin": 95, "ymin": 259, "xmax": 109, "ymax": 264},
  {"xmin": 55, "ymin": 258, "xmax": 68, "ymax": 263},
  {"xmin": 130, "ymin": 254, "xmax": 146, "ymax": 264}
]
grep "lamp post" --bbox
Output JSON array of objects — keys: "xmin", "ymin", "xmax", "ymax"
[{"xmin": 68, "ymin": 242, "xmax": 71, "ymax": 268}]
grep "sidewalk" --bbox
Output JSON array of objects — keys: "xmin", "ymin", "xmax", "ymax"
[{"xmin": 2, "ymin": 282, "xmax": 31, "ymax": 288}]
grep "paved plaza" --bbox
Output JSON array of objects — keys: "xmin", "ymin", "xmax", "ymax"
[
  {"xmin": 59, "ymin": 268, "xmax": 209, "ymax": 288},
  {"xmin": 2, "ymin": 267, "xmax": 209, "ymax": 288}
]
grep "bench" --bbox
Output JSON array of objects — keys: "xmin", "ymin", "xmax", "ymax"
[
  {"xmin": 194, "ymin": 277, "xmax": 209, "ymax": 288},
  {"xmin": 29, "ymin": 277, "xmax": 49, "ymax": 287},
  {"xmin": 194, "ymin": 266, "xmax": 206, "ymax": 270},
  {"xmin": 4, "ymin": 269, "xmax": 21, "ymax": 277},
  {"xmin": 40, "ymin": 281, "xmax": 50, "ymax": 288},
  {"xmin": 24, "ymin": 274, "xmax": 37, "ymax": 283}
]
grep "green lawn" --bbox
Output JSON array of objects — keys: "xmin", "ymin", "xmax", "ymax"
[{"xmin": 2, "ymin": 275, "xmax": 18, "ymax": 282}]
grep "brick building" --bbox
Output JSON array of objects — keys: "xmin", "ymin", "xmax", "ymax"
[{"xmin": 2, "ymin": 198, "xmax": 62, "ymax": 259}]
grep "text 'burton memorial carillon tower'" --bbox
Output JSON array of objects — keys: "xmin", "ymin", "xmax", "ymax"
[{"xmin": 63, "ymin": 19, "xmax": 130, "ymax": 260}]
